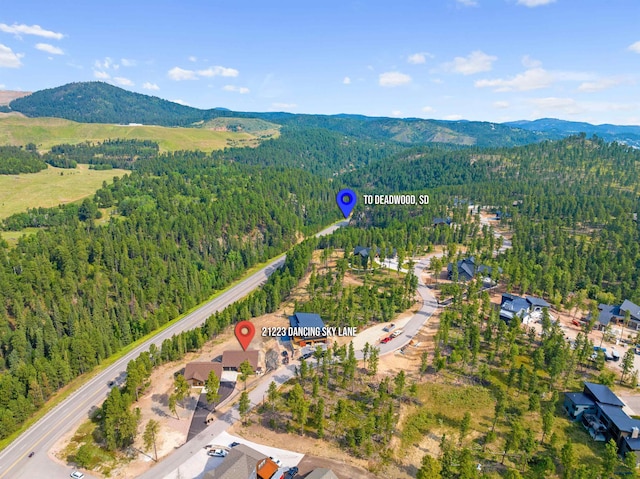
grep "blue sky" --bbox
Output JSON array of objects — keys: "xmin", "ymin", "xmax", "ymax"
[{"xmin": 1, "ymin": 0, "xmax": 639, "ymax": 124}]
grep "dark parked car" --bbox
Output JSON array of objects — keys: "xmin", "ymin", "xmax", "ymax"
[
  {"xmin": 229, "ymin": 441, "xmax": 240, "ymax": 448},
  {"xmin": 107, "ymin": 381, "xmax": 115, "ymax": 387},
  {"xmin": 285, "ymin": 466, "xmax": 299, "ymax": 478},
  {"xmin": 281, "ymin": 350, "xmax": 289, "ymax": 357},
  {"xmin": 300, "ymin": 352, "xmax": 313, "ymax": 360}
]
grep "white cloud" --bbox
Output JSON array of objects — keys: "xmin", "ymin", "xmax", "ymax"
[
  {"xmin": 444, "ymin": 114, "xmax": 463, "ymax": 120},
  {"xmin": 408, "ymin": 52, "xmax": 433, "ymax": 64},
  {"xmin": 188, "ymin": 56, "xmax": 197, "ymax": 62},
  {"xmin": 457, "ymin": 0, "xmax": 478, "ymax": 6},
  {"xmin": 476, "ymin": 61, "xmax": 593, "ymax": 92},
  {"xmin": 0, "ymin": 23, "xmax": 64, "ymax": 40},
  {"xmin": 493, "ymin": 101, "xmax": 510, "ymax": 109},
  {"xmin": 531, "ymin": 97, "xmax": 584, "ymax": 115},
  {"xmin": 121, "ymin": 58, "xmax": 136, "ymax": 67},
  {"xmin": 223, "ymin": 85, "xmax": 250, "ymax": 94},
  {"xmin": 475, "ymin": 67, "xmax": 554, "ymax": 91},
  {"xmin": 272, "ymin": 102, "xmax": 297, "ymax": 109},
  {"xmin": 93, "ymin": 70, "xmax": 110, "ymax": 79},
  {"xmin": 578, "ymin": 76, "xmax": 630, "ymax": 93},
  {"xmin": 0, "ymin": 44, "xmax": 24, "ymax": 68},
  {"xmin": 168, "ymin": 66, "xmax": 197, "ymax": 81},
  {"xmin": 171, "ymin": 99, "xmax": 190, "ymax": 106},
  {"xmin": 517, "ymin": 0, "xmax": 556, "ymax": 6},
  {"xmin": 422, "ymin": 106, "xmax": 435, "ymax": 113},
  {"xmin": 35, "ymin": 43, "xmax": 63, "ymax": 55},
  {"xmin": 391, "ymin": 110, "xmax": 402, "ymax": 117},
  {"xmin": 628, "ymin": 41, "xmax": 640, "ymax": 54},
  {"xmin": 443, "ymin": 50, "xmax": 497, "ymax": 75},
  {"xmin": 379, "ymin": 71, "xmax": 412, "ymax": 87},
  {"xmin": 95, "ymin": 57, "xmax": 118, "ymax": 70},
  {"xmin": 530, "ymin": 97, "xmax": 636, "ymax": 118},
  {"xmin": 142, "ymin": 82, "xmax": 160, "ymax": 91},
  {"xmin": 198, "ymin": 66, "xmax": 239, "ymax": 77},
  {"xmin": 113, "ymin": 77, "xmax": 134, "ymax": 87},
  {"xmin": 169, "ymin": 65, "xmax": 239, "ymax": 81},
  {"xmin": 343, "ymin": 76, "xmax": 351, "ymax": 85},
  {"xmin": 521, "ymin": 55, "xmax": 542, "ymax": 68}
]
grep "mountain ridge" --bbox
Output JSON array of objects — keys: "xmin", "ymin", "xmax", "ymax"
[{"xmin": 5, "ymin": 82, "xmax": 639, "ymax": 147}]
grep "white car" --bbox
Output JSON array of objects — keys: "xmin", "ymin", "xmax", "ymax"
[
  {"xmin": 390, "ymin": 329, "xmax": 404, "ymax": 338},
  {"xmin": 70, "ymin": 472, "xmax": 85, "ymax": 479},
  {"xmin": 270, "ymin": 456, "xmax": 283, "ymax": 467},
  {"xmin": 208, "ymin": 449, "xmax": 228, "ymax": 457}
]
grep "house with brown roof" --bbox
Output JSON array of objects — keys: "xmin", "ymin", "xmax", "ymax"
[
  {"xmin": 222, "ymin": 350, "xmax": 260, "ymax": 372},
  {"xmin": 183, "ymin": 362, "xmax": 223, "ymax": 387}
]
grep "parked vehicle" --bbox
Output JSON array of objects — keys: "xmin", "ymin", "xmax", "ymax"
[
  {"xmin": 70, "ymin": 472, "xmax": 85, "ymax": 479},
  {"xmin": 229, "ymin": 441, "xmax": 240, "ymax": 448},
  {"xmin": 300, "ymin": 352, "xmax": 313, "ymax": 360},
  {"xmin": 270, "ymin": 456, "xmax": 283, "ymax": 467},
  {"xmin": 391, "ymin": 329, "xmax": 404, "ymax": 338},
  {"xmin": 635, "ymin": 346, "xmax": 640, "ymax": 355},
  {"xmin": 208, "ymin": 449, "xmax": 228, "ymax": 457},
  {"xmin": 380, "ymin": 336, "xmax": 392, "ymax": 344},
  {"xmin": 285, "ymin": 466, "xmax": 299, "ymax": 479},
  {"xmin": 611, "ymin": 350, "xmax": 620, "ymax": 362},
  {"xmin": 382, "ymin": 323, "xmax": 395, "ymax": 332}
]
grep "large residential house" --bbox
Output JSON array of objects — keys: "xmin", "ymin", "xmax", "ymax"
[
  {"xmin": 594, "ymin": 299, "xmax": 640, "ymax": 331},
  {"xmin": 564, "ymin": 382, "xmax": 640, "ymax": 462},
  {"xmin": 288, "ymin": 312, "xmax": 327, "ymax": 346},
  {"xmin": 183, "ymin": 362, "xmax": 223, "ymax": 387},
  {"xmin": 447, "ymin": 256, "xmax": 499, "ymax": 282},
  {"xmin": 499, "ymin": 294, "xmax": 551, "ymax": 324},
  {"xmin": 221, "ymin": 350, "xmax": 260, "ymax": 372},
  {"xmin": 203, "ymin": 444, "xmax": 285, "ymax": 479}
]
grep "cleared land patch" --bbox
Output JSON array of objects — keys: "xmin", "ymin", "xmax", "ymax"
[
  {"xmin": 0, "ymin": 163, "xmax": 129, "ymax": 220},
  {"xmin": 0, "ymin": 114, "xmax": 275, "ymax": 151}
]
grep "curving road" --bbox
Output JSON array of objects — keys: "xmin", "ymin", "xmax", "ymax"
[
  {"xmin": 355, "ymin": 257, "xmax": 439, "ymax": 359},
  {"xmin": 0, "ymin": 220, "xmax": 348, "ymax": 479}
]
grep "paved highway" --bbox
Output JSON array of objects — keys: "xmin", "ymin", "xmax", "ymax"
[{"xmin": 0, "ymin": 221, "xmax": 347, "ymax": 479}]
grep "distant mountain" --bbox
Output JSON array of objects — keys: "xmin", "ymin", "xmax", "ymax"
[
  {"xmin": 505, "ymin": 118, "xmax": 640, "ymax": 147},
  {"xmin": 8, "ymin": 82, "xmax": 209, "ymax": 126},
  {"xmin": 9, "ymin": 81, "xmax": 638, "ymax": 148},
  {"xmin": 0, "ymin": 90, "xmax": 31, "ymax": 106}
]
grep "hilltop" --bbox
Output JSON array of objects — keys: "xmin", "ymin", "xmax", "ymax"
[{"xmin": 4, "ymin": 82, "xmax": 548, "ymax": 147}]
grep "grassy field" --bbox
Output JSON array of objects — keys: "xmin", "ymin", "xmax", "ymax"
[
  {"xmin": 0, "ymin": 113, "xmax": 276, "ymax": 151},
  {"xmin": 0, "ymin": 163, "xmax": 129, "ymax": 220}
]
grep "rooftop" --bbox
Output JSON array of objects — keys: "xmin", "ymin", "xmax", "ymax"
[
  {"xmin": 584, "ymin": 382, "xmax": 625, "ymax": 408},
  {"xmin": 526, "ymin": 295, "xmax": 551, "ymax": 308},
  {"xmin": 183, "ymin": 362, "xmax": 223, "ymax": 383},
  {"xmin": 203, "ymin": 444, "xmax": 266, "ymax": 479},
  {"xmin": 564, "ymin": 392, "xmax": 595, "ymax": 407},
  {"xmin": 289, "ymin": 312, "xmax": 325, "ymax": 329},
  {"xmin": 621, "ymin": 300, "xmax": 640, "ymax": 320},
  {"xmin": 597, "ymin": 402, "xmax": 640, "ymax": 433},
  {"xmin": 222, "ymin": 350, "xmax": 259, "ymax": 370},
  {"xmin": 306, "ymin": 469, "xmax": 340, "ymax": 479}
]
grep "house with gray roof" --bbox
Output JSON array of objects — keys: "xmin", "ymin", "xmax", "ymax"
[
  {"xmin": 306, "ymin": 469, "xmax": 340, "ymax": 479},
  {"xmin": 447, "ymin": 256, "xmax": 500, "ymax": 282},
  {"xmin": 593, "ymin": 299, "xmax": 640, "ymax": 331},
  {"xmin": 499, "ymin": 293, "xmax": 550, "ymax": 324},
  {"xmin": 564, "ymin": 382, "xmax": 640, "ymax": 462}
]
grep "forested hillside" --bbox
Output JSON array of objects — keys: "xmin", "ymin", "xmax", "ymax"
[
  {"xmin": 342, "ymin": 135, "xmax": 640, "ymax": 304},
  {"xmin": 8, "ymin": 82, "xmax": 553, "ymax": 147},
  {"xmin": 0, "ymin": 145, "xmax": 46, "ymax": 174},
  {"xmin": 0, "ymin": 149, "xmax": 342, "ymax": 439}
]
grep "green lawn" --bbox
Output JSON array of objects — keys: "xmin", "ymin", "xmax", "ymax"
[
  {"xmin": 0, "ymin": 164, "xmax": 129, "ymax": 220},
  {"xmin": 0, "ymin": 114, "xmax": 276, "ymax": 152}
]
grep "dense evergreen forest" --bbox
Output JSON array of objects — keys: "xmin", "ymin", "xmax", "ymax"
[
  {"xmin": 43, "ymin": 139, "xmax": 159, "ymax": 169},
  {"xmin": 0, "ymin": 149, "xmax": 342, "ymax": 439},
  {"xmin": 8, "ymin": 82, "xmax": 557, "ymax": 147},
  {"xmin": 344, "ymin": 135, "xmax": 640, "ymax": 304},
  {"xmin": 0, "ymin": 145, "xmax": 46, "ymax": 174}
]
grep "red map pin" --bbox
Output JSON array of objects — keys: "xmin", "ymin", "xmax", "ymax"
[{"xmin": 235, "ymin": 321, "xmax": 255, "ymax": 351}]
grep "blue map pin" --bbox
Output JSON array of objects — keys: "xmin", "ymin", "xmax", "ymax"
[{"xmin": 336, "ymin": 188, "xmax": 357, "ymax": 218}]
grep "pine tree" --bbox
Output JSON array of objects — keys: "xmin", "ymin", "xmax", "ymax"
[{"xmin": 143, "ymin": 419, "xmax": 159, "ymax": 462}]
